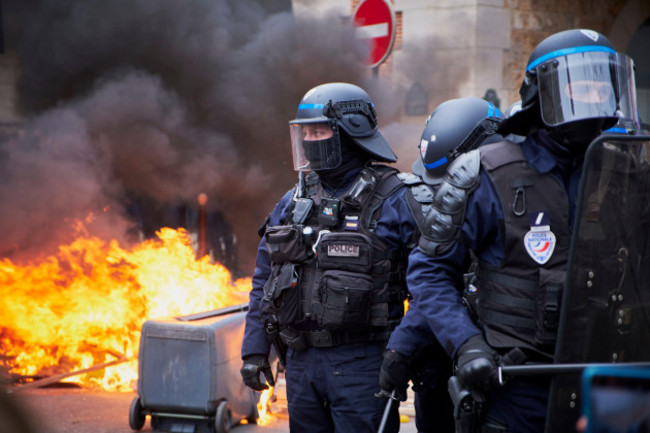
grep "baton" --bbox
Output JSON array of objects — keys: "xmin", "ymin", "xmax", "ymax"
[
  {"xmin": 497, "ymin": 361, "xmax": 650, "ymax": 385},
  {"xmin": 376, "ymin": 389, "xmax": 398, "ymax": 433}
]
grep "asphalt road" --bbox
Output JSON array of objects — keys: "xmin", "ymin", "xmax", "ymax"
[{"xmin": 4, "ymin": 381, "xmax": 419, "ymax": 433}]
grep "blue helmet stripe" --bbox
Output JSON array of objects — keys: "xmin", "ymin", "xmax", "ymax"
[
  {"xmin": 486, "ymin": 103, "xmax": 501, "ymax": 118},
  {"xmin": 605, "ymin": 127, "xmax": 628, "ymax": 134},
  {"xmin": 527, "ymin": 45, "xmax": 616, "ymax": 71},
  {"xmin": 424, "ymin": 156, "xmax": 448, "ymax": 170},
  {"xmin": 298, "ymin": 103, "xmax": 325, "ymax": 110}
]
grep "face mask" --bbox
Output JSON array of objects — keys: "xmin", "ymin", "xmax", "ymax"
[
  {"xmin": 314, "ymin": 136, "xmax": 370, "ymax": 188},
  {"xmin": 548, "ymin": 118, "xmax": 607, "ymax": 155},
  {"xmin": 302, "ymin": 138, "xmax": 341, "ymax": 170}
]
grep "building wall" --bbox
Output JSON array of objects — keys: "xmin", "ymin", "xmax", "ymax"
[
  {"xmin": 395, "ymin": 0, "xmax": 511, "ymax": 105},
  {"xmin": 504, "ymin": 0, "xmax": 627, "ymax": 106},
  {"xmin": 334, "ymin": 0, "xmax": 649, "ymax": 115}
]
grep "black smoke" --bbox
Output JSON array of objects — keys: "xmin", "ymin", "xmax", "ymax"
[
  {"xmin": 0, "ymin": 0, "xmax": 468, "ymax": 274},
  {"xmin": 0, "ymin": 0, "xmax": 372, "ymax": 273}
]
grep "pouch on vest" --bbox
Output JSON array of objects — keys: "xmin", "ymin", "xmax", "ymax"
[
  {"xmin": 534, "ymin": 268, "xmax": 563, "ymax": 346},
  {"xmin": 316, "ymin": 232, "xmax": 373, "ymax": 273},
  {"xmin": 264, "ymin": 225, "xmax": 311, "ymax": 264},
  {"xmin": 317, "ymin": 270, "xmax": 373, "ymax": 330},
  {"xmin": 261, "ymin": 263, "xmax": 302, "ymax": 327}
]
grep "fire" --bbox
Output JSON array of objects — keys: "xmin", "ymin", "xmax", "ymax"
[
  {"xmin": 256, "ymin": 387, "xmax": 274, "ymax": 426},
  {"xmin": 0, "ymin": 223, "xmax": 250, "ymax": 391}
]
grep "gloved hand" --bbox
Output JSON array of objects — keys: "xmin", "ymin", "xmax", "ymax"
[
  {"xmin": 240, "ymin": 354, "xmax": 275, "ymax": 391},
  {"xmin": 378, "ymin": 349, "xmax": 410, "ymax": 401},
  {"xmin": 455, "ymin": 334, "xmax": 498, "ymax": 393}
]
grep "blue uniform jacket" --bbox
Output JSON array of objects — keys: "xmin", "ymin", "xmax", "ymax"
[
  {"xmin": 387, "ymin": 135, "xmax": 584, "ymax": 358},
  {"xmin": 242, "ymin": 168, "xmax": 418, "ymax": 358}
]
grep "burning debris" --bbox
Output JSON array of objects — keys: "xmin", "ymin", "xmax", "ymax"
[{"xmin": 0, "ymin": 224, "xmax": 250, "ymax": 391}]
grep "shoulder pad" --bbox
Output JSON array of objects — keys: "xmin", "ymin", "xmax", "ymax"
[
  {"xmin": 397, "ymin": 172, "xmax": 423, "ymax": 186},
  {"xmin": 444, "ymin": 149, "xmax": 480, "ymax": 190},
  {"xmin": 417, "ymin": 210, "xmax": 456, "ymax": 257},
  {"xmin": 424, "ymin": 210, "xmax": 454, "ymax": 241},
  {"xmin": 432, "ymin": 182, "xmax": 468, "ymax": 215},
  {"xmin": 411, "ymin": 184, "xmax": 435, "ymax": 204}
]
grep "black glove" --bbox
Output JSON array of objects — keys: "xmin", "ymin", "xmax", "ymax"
[
  {"xmin": 455, "ymin": 335, "xmax": 498, "ymax": 393},
  {"xmin": 378, "ymin": 349, "xmax": 410, "ymax": 401},
  {"xmin": 240, "ymin": 354, "xmax": 275, "ymax": 391}
]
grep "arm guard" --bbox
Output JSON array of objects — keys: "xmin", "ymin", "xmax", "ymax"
[{"xmin": 416, "ymin": 149, "xmax": 481, "ymax": 256}]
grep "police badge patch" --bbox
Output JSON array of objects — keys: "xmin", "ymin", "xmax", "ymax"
[
  {"xmin": 420, "ymin": 138, "xmax": 429, "ymax": 159},
  {"xmin": 524, "ymin": 211, "xmax": 556, "ymax": 265}
]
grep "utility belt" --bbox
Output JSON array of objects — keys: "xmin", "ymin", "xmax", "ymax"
[{"xmin": 279, "ymin": 323, "xmax": 398, "ymax": 350}]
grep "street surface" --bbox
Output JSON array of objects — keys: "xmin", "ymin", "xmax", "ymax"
[{"xmin": 5, "ymin": 376, "xmax": 419, "ymax": 433}]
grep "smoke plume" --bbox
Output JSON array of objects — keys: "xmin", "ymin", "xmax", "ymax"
[{"xmin": 0, "ymin": 0, "xmax": 469, "ymax": 274}]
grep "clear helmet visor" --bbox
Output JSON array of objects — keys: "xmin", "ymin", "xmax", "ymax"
[
  {"xmin": 536, "ymin": 50, "xmax": 635, "ymax": 127},
  {"xmin": 289, "ymin": 120, "xmax": 341, "ymax": 171},
  {"xmin": 613, "ymin": 54, "xmax": 640, "ymax": 132}
]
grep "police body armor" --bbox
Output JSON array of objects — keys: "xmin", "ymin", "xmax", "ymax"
[
  {"xmin": 475, "ymin": 140, "xmax": 571, "ymax": 359},
  {"xmin": 260, "ymin": 165, "xmax": 409, "ymax": 350}
]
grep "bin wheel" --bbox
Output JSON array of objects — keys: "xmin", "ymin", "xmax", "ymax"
[
  {"xmin": 128, "ymin": 397, "xmax": 145, "ymax": 431},
  {"xmin": 215, "ymin": 401, "xmax": 232, "ymax": 433}
]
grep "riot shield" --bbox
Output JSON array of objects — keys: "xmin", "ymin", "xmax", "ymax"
[{"xmin": 546, "ymin": 134, "xmax": 650, "ymax": 432}]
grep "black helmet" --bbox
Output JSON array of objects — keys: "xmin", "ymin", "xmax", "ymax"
[
  {"xmin": 289, "ymin": 82, "xmax": 396, "ymax": 171},
  {"xmin": 502, "ymin": 29, "xmax": 637, "ymax": 138},
  {"xmin": 412, "ymin": 97, "xmax": 502, "ymax": 184}
]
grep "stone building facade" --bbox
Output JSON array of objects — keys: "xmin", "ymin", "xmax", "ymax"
[{"xmin": 318, "ymin": 0, "xmax": 650, "ymax": 123}]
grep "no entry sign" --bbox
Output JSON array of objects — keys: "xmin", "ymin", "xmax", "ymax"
[{"xmin": 352, "ymin": 0, "xmax": 396, "ymax": 68}]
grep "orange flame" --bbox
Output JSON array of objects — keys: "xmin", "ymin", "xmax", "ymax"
[
  {"xmin": 0, "ymin": 223, "xmax": 250, "ymax": 391},
  {"xmin": 256, "ymin": 387, "xmax": 274, "ymax": 426}
]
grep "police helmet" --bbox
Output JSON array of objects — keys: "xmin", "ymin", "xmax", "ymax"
[
  {"xmin": 412, "ymin": 97, "xmax": 502, "ymax": 184},
  {"xmin": 289, "ymin": 82, "xmax": 396, "ymax": 172},
  {"xmin": 502, "ymin": 29, "xmax": 637, "ymax": 137}
]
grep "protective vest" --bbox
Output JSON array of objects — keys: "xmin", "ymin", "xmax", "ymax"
[
  {"xmin": 475, "ymin": 141, "xmax": 571, "ymax": 359},
  {"xmin": 260, "ymin": 164, "xmax": 410, "ymax": 349}
]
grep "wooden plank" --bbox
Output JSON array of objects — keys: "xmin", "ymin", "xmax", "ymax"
[{"xmin": 7, "ymin": 356, "xmax": 129, "ymax": 393}]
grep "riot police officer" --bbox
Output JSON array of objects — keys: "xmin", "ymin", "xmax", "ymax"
[
  {"xmin": 379, "ymin": 96, "xmax": 503, "ymax": 433},
  {"xmin": 387, "ymin": 29, "xmax": 638, "ymax": 433},
  {"xmin": 240, "ymin": 82, "xmax": 417, "ymax": 433}
]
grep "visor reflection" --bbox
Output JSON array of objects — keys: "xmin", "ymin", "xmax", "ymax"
[{"xmin": 564, "ymin": 80, "xmax": 614, "ymax": 104}]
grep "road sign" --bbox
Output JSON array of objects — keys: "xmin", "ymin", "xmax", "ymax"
[{"xmin": 352, "ymin": 0, "xmax": 396, "ymax": 68}]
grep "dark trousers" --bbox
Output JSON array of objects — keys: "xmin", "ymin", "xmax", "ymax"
[
  {"xmin": 414, "ymin": 383, "xmax": 455, "ymax": 433},
  {"xmin": 285, "ymin": 342, "xmax": 399, "ymax": 433},
  {"xmin": 485, "ymin": 379, "xmax": 550, "ymax": 433}
]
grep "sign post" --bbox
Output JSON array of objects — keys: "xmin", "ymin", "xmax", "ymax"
[{"xmin": 352, "ymin": 0, "xmax": 396, "ymax": 75}]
